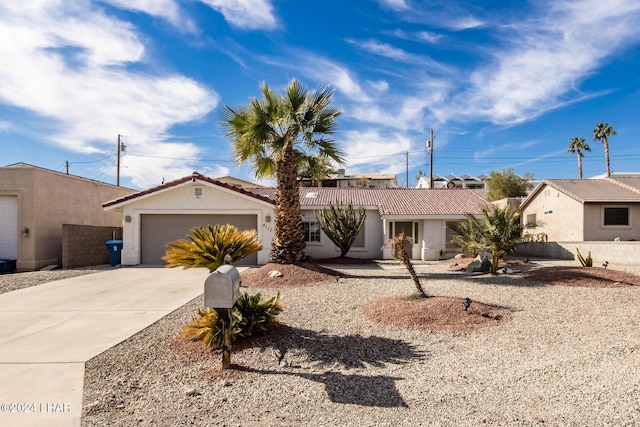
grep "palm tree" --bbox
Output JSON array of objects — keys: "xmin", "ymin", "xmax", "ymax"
[
  {"xmin": 567, "ymin": 137, "xmax": 591, "ymax": 179},
  {"xmin": 593, "ymin": 122, "xmax": 616, "ymax": 177},
  {"xmin": 221, "ymin": 79, "xmax": 344, "ymax": 264}
]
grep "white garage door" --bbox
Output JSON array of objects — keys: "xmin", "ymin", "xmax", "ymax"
[
  {"xmin": 0, "ymin": 196, "xmax": 18, "ymax": 259},
  {"xmin": 140, "ymin": 214, "xmax": 259, "ymax": 265}
]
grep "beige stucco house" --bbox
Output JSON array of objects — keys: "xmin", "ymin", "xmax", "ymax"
[
  {"xmin": 520, "ymin": 177, "xmax": 640, "ymax": 242},
  {"xmin": 103, "ymin": 172, "xmax": 493, "ymax": 265},
  {"xmin": 0, "ymin": 163, "xmax": 132, "ymax": 271}
]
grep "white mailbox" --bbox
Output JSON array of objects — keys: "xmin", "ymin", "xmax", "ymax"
[{"xmin": 204, "ymin": 264, "xmax": 241, "ymax": 308}]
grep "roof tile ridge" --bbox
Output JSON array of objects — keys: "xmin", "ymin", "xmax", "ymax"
[
  {"xmin": 605, "ymin": 177, "xmax": 640, "ymax": 195},
  {"xmin": 544, "ymin": 179, "xmax": 585, "ymax": 203}
]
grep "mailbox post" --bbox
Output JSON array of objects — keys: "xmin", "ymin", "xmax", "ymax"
[{"xmin": 204, "ymin": 265, "xmax": 241, "ymax": 369}]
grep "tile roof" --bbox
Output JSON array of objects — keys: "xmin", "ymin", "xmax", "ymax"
[
  {"xmin": 102, "ymin": 172, "xmax": 275, "ymax": 208},
  {"xmin": 102, "ymin": 172, "xmax": 493, "ymax": 216},
  {"xmin": 534, "ymin": 179, "xmax": 640, "ymax": 204},
  {"xmin": 609, "ymin": 177, "xmax": 640, "ymax": 194},
  {"xmin": 248, "ymin": 187, "xmax": 493, "ymax": 216}
]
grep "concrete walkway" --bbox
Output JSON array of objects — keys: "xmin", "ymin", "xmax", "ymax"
[{"xmin": 0, "ymin": 266, "xmax": 211, "ymax": 427}]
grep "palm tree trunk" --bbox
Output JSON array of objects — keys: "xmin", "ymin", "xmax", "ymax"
[
  {"xmin": 271, "ymin": 142, "xmax": 306, "ymax": 264},
  {"xmin": 604, "ymin": 137, "xmax": 611, "ymax": 177},
  {"xmin": 578, "ymin": 153, "xmax": 583, "ymax": 180}
]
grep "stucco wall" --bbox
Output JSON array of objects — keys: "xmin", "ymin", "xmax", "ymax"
[
  {"xmin": 516, "ymin": 241, "xmax": 640, "ymax": 265},
  {"xmin": 583, "ymin": 204, "xmax": 640, "ymax": 241},
  {"xmin": 116, "ymin": 181, "xmax": 275, "ymax": 265},
  {"xmin": 420, "ymin": 219, "xmax": 447, "ymax": 260},
  {"xmin": 0, "ymin": 165, "xmax": 131, "ymax": 271},
  {"xmin": 301, "ymin": 208, "xmax": 383, "ymax": 259},
  {"xmin": 522, "ymin": 186, "xmax": 585, "ymax": 241}
]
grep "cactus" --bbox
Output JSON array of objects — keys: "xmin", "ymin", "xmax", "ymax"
[{"xmin": 576, "ymin": 248, "xmax": 593, "ymax": 267}]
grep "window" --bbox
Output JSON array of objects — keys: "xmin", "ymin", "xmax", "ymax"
[
  {"xmin": 526, "ymin": 214, "xmax": 536, "ymax": 228},
  {"xmin": 303, "ymin": 221, "xmax": 321, "ymax": 242},
  {"xmin": 389, "ymin": 221, "xmax": 418, "ymax": 242},
  {"xmin": 603, "ymin": 207, "xmax": 629, "ymax": 226},
  {"xmin": 352, "ymin": 226, "xmax": 365, "ymax": 248}
]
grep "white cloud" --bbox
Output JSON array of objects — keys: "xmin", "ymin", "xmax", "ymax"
[
  {"xmin": 447, "ymin": 16, "xmax": 485, "ymax": 30},
  {"xmin": 99, "ymin": 0, "xmax": 186, "ymax": 28},
  {"xmin": 367, "ymin": 80, "xmax": 389, "ymax": 93},
  {"xmin": 341, "ymin": 130, "xmax": 412, "ymax": 175},
  {"xmin": 198, "ymin": 0, "xmax": 277, "ymax": 30},
  {"xmin": 281, "ymin": 53, "xmax": 370, "ymax": 102},
  {"xmin": 377, "ymin": 0, "xmax": 409, "ymax": 11},
  {"xmin": 473, "ymin": 140, "xmax": 540, "ymax": 161},
  {"xmin": 0, "ymin": 120, "xmax": 11, "ymax": 131},
  {"xmin": 0, "ymin": 1, "xmax": 219, "ymax": 188},
  {"xmin": 443, "ymin": 0, "xmax": 640, "ymax": 125},
  {"xmin": 390, "ymin": 29, "xmax": 443, "ymax": 44},
  {"xmin": 349, "ymin": 39, "xmax": 454, "ymax": 75}
]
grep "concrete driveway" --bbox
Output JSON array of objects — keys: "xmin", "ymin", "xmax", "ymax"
[{"xmin": 0, "ymin": 266, "xmax": 211, "ymax": 427}]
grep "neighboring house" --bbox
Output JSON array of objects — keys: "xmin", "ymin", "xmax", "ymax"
[
  {"xmin": 416, "ymin": 173, "xmax": 539, "ymax": 195},
  {"xmin": 214, "ymin": 175, "xmax": 264, "ymax": 189},
  {"xmin": 299, "ymin": 169, "xmax": 397, "ymax": 188},
  {"xmin": 520, "ymin": 178, "xmax": 640, "ymax": 242},
  {"xmin": 0, "ymin": 163, "xmax": 132, "ymax": 271},
  {"xmin": 416, "ymin": 173, "xmax": 489, "ymax": 191},
  {"xmin": 103, "ymin": 172, "xmax": 493, "ymax": 265}
]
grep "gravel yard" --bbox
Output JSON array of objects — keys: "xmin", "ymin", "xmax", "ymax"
[{"xmin": 71, "ymin": 259, "xmax": 640, "ymax": 426}]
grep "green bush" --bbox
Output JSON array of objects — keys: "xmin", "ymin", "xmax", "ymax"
[{"xmin": 181, "ymin": 292, "xmax": 284, "ymax": 350}]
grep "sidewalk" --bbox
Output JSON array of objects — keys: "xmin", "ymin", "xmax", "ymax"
[{"xmin": 0, "ymin": 266, "xmax": 210, "ymax": 427}]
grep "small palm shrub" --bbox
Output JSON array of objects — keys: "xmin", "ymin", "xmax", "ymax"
[
  {"xmin": 163, "ymin": 224, "xmax": 262, "ymax": 272},
  {"xmin": 181, "ymin": 292, "xmax": 284, "ymax": 350},
  {"xmin": 234, "ymin": 292, "xmax": 284, "ymax": 337}
]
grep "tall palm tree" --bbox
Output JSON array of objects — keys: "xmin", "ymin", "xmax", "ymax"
[
  {"xmin": 593, "ymin": 122, "xmax": 616, "ymax": 177},
  {"xmin": 567, "ymin": 136, "xmax": 591, "ymax": 179},
  {"xmin": 221, "ymin": 79, "xmax": 344, "ymax": 264}
]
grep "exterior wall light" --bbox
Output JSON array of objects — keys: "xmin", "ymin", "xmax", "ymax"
[{"xmin": 22, "ymin": 227, "xmax": 29, "ymax": 237}]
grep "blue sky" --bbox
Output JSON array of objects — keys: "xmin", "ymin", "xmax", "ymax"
[{"xmin": 1, "ymin": 0, "xmax": 639, "ymax": 190}]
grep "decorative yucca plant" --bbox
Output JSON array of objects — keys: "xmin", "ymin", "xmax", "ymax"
[
  {"xmin": 162, "ymin": 224, "xmax": 262, "ymax": 272},
  {"xmin": 181, "ymin": 292, "xmax": 284, "ymax": 350}
]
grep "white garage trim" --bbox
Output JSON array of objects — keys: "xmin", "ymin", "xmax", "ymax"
[{"xmin": 138, "ymin": 211, "xmax": 261, "ymax": 265}]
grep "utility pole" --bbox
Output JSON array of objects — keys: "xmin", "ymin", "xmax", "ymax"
[
  {"xmin": 65, "ymin": 161, "xmax": 69, "ymax": 175},
  {"xmin": 428, "ymin": 129, "xmax": 434, "ymax": 189},
  {"xmin": 406, "ymin": 151, "xmax": 409, "ymax": 188},
  {"xmin": 116, "ymin": 134, "xmax": 126, "ymax": 186}
]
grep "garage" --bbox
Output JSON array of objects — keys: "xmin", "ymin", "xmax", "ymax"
[
  {"xmin": 0, "ymin": 196, "xmax": 18, "ymax": 260},
  {"xmin": 140, "ymin": 213, "xmax": 259, "ymax": 265}
]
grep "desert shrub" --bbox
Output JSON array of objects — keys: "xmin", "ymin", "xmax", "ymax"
[
  {"xmin": 181, "ymin": 292, "xmax": 283, "ymax": 349},
  {"xmin": 315, "ymin": 199, "xmax": 366, "ymax": 257},
  {"xmin": 576, "ymin": 248, "xmax": 593, "ymax": 267},
  {"xmin": 163, "ymin": 224, "xmax": 262, "ymax": 272}
]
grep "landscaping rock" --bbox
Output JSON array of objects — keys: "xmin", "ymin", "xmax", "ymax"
[{"xmin": 467, "ymin": 251, "xmax": 492, "ymax": 273}]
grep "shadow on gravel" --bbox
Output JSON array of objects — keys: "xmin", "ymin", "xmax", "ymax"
[
  {"xmin": 424, "ymin": 271, "xmax": 548, "ymax": 288},
  {"xmin": 236, "ymin": 325, "xmax": 424, "ymax": 407}
]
